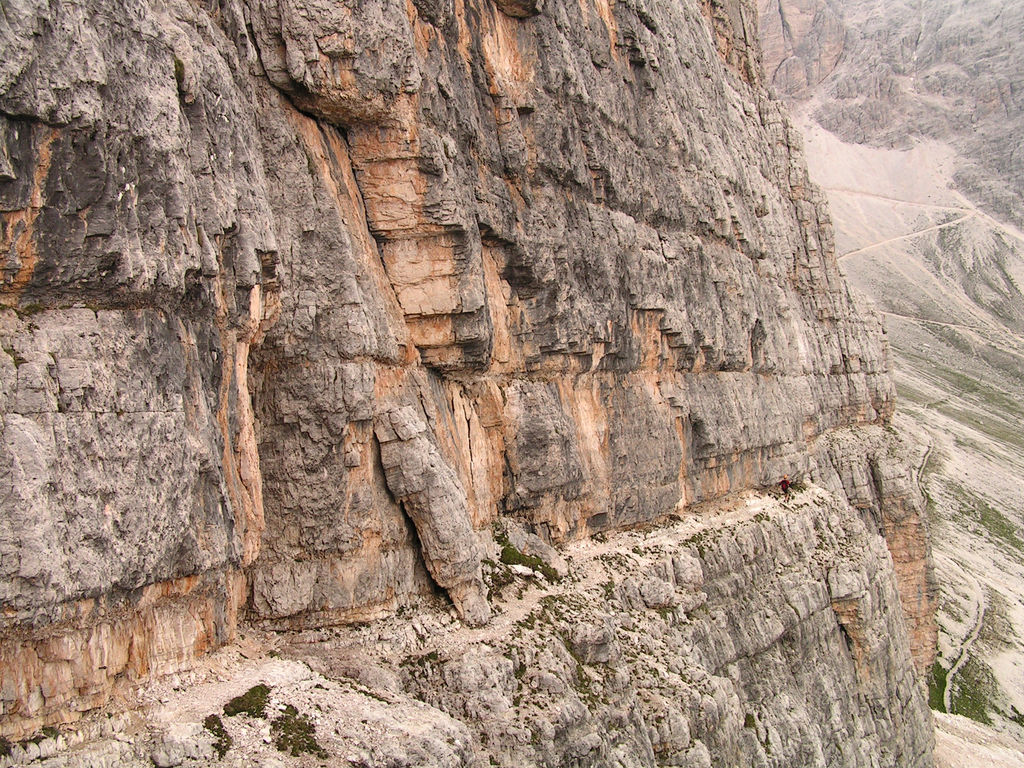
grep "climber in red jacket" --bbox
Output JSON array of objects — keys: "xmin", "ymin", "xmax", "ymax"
[{"xmin": 779, "ymin": 474, "xmax": 791, "ymax": 497}]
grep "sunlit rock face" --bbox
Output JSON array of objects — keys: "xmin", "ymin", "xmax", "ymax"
[{"xmin": 1, "ymin": 0, "xmax": 933, "ymax": 761}]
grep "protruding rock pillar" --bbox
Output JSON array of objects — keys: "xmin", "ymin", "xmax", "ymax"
[{"xmin": 375, "ymin": 406, "xmax": 490, "ymax": 626}]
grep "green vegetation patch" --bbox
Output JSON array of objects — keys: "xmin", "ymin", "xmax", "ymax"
[
  {"xmin": 601, "ymin": 579, "xmax": 616, "ymax": 601},
  {"xmin": 950, "ymin": 484, "xmax": 1024, "ymax": 561},
  {"xmin": 271, "ymin": 704, "xmax": 328, "ymax": 759},
  {"xmin": 927, "ymin": 661, "xmax": 948, "ymax": 713},
  {"xmin": 560, "ymin": 636, "xmax": 595, "ymax": 703},
  {"xmin": 483, "ymin": 557, "xmax": 515, "ymax": 598},
  {"xmin": 977, "ymin": 500, "xmax": 1024, "ymax": 556},
  {"xmin": 406, "ymin": 650, "xmax": 439, "ymax": 666},
  {"xmin": 13, "ymin": 303, "xmax": 45, "ymax": 318},
  {"xmin": 899, "ymin": 343, "xmax": 1024, "ymax": 452},
  {"xmin": 21, "ymin": 726, "xmax": 59, "ymax": 747},
  {"xmin": 949, "ymin": 655, "xmax": 997, "ymax": 725},
  {"xmin": 223, "ymin": 684, "xmax": 271, "ymax": 718},
  {"xmin": 203, "ymin": 714, "xmax": 232, "ymax": 758},
  {"xmin": 495, "ymin": 530, "xmax": 559, "ymax": 582},
  {"xmin": 979, "ymin": 591, "xmax": 1014, "ymax": 651}
]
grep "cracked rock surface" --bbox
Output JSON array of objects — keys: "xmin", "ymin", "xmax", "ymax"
[
  {"xmin": 0, "ymin": 490, "xmax": 932, "ymax": 768},
  {"xmin": 1, "ymin": 0, "xmax": 934, "ymax": 762}
]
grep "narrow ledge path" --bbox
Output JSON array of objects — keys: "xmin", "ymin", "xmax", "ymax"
[{"xmin": 823, "ymin": 187, "xmax": 971, "ymax": 213}]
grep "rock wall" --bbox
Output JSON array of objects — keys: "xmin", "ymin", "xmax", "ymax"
[
  {"xmin": 812, "ymin": 425, "xmax": 937, "ymax": 678},
  {"xmin": 0, "ymin": 489, "xmax": 935, "ymax": 768},
  {"xmin": 372, "ymin": 489, "xmax": 934, "ymax": 767},
  {"xmin": 1, "ymin": 0, "xmax": 934, "ymax": 757}
]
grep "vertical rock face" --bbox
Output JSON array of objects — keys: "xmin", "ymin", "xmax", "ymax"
[
  {"xmin": 813, "ymin": 425, "xmax": 938, "ymax": 679},
  {"xmin": 1, "ymin": 0, "xmax": 275, "ymax": 738},
  {"xmin": 0, "ymin": 0, "xmax": 933, "ymax": 760},
  {"xmin": 380, "ymin": 491, "xmax": 933, "ymax": 767},
  {"xmin": 756, "ymin": 0, "xmax": 846, "ymax": 98}
]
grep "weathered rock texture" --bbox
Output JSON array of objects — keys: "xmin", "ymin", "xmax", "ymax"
[
  {"xmin": 368, "ymin": 489, "xmax": 934, "ymax": 768},
  {"xmin": 757, "ymin": 0, "xmax": 1024, "ymax": 228},
  {"xmin": 1, "ymin": 0, "xmax": 934, "ymax": 760},
  {"xmin": 759, "ymin": 0, "xmax": 1024, "ymax": 737},
  {"xmin": 0, "ymin": 491, "xmax": 934, "ymax": 768}
]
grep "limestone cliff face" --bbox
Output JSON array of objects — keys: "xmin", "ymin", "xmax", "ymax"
[
  {"xmin": 0, "ymin": 0, "xmax": 933, "ymax": 760},
  {"xmin": 375, "ymin": 489, "xmax": 933, "ymax": 767},
  {"xmin": 1, "ymin": 489, "xmax": 935, "ymax": 768}
]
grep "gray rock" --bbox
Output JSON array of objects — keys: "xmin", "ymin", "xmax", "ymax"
[
  {"xmin": 149, "ymin": 745, "xmax": 183, "ymax": 768},
  {"xmin": 0, "ymin": 0, "xmax": 934, "ymax": 764},
  {"xmin": 759, "ymin": 0, "xmax": 1024, "ymax": 228},
  {"xmin": 504, "ymin": 521, "xmax": 568, "ymax": 578},
  {"xmin": 375, "ymin": 405, "xmax": 490, "ymax": 626},
  {"xmin": 390, "ymin": 489, "xmax": 933, "ymax": 768}
]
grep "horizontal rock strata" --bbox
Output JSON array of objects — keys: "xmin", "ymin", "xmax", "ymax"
[
  {"xmin": 288, "ymin": 489, "xmax": 934, "ymax": 767},
  {"xmin": 0, "ymin": 490, "xmax": 933, "ymax": 768},
  {"xmin": 0, "ymin": 0, "xmax": 935, "ymax": 759},
  {"xmin": 380, "ymin": 489, "xmax": 932, "ymax": 767}
]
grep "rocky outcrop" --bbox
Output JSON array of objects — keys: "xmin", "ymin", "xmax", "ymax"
[
  {"xmin": 812, "ymin": 425, "xmax": 937, "ymax": 678},
  {"xmin": 375, "ymin": 405, "xmax": 490, "ymax": 626},
  {"xmin": 0, "ymin": 490, "xmax": 934, "ymax": 768},
  {"xmin": 1, "ymin": 0, "xmax": 934, "ymax": 760},
  {"xmin": 756, "ymin": 0, "xmax": 845, "ymax": 98},
  {"xmin": 760, "ymin": 0, "xmax": 1024, "ymax": 736},
  {"xmin": 374, "ymin": 490, "xmax": 933, "ymax": 767}
]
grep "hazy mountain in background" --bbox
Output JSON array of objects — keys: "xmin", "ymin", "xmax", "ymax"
[
  {"xmin": 759, "ymin": 0, "xmax": 1024, "ymax": 750},
  {"xmin": 761, "ymin": 0, "xmax": 1024, "ymax": 227}
]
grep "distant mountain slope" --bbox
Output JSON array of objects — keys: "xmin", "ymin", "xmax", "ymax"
[
  {"xmin": 759, "ymin": 0, "xmax": 1024, "ymax": 745},
  {"xmin": 759, "ymin": 0, "xmax": 1024, "ymax": 228}
]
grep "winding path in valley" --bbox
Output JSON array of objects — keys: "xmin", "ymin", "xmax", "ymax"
[
  {"xmin": 913, "ymin": 437, "xmax": 988, "ymax": 715},
  {"xmin": 943, "ymin": 572, "xmax": 987, "ymax": 714},
  {"xmin": 838, "ymin": 214, "xmax": 973, "ymax": 260}
]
